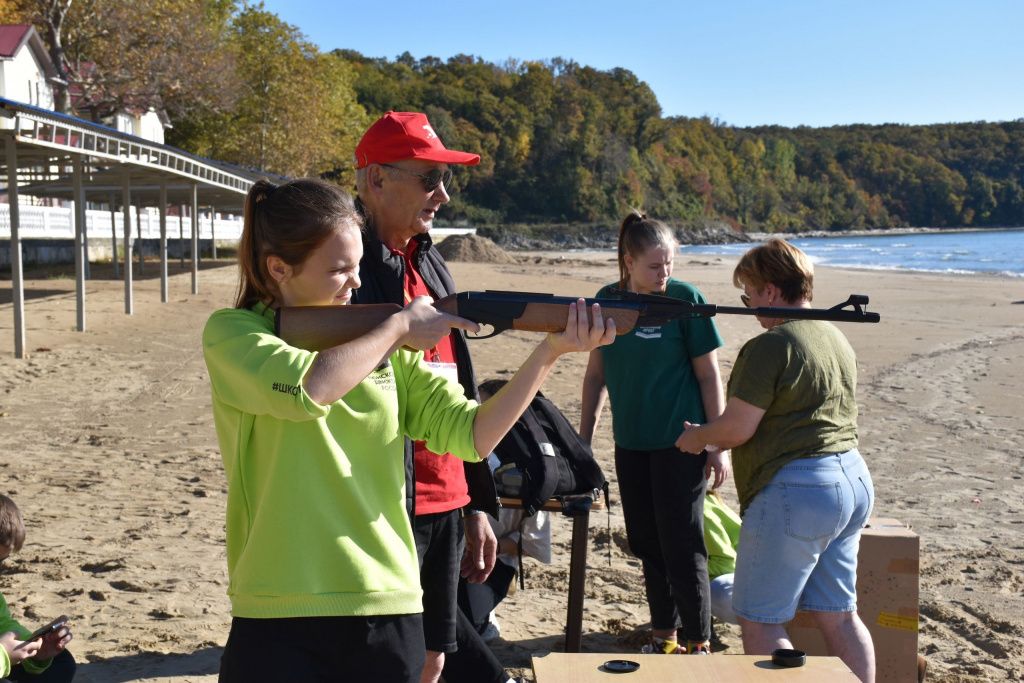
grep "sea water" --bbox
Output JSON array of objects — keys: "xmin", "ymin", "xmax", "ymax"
[{"xmin": 680, "ymin": 228, "xmax": 1024, "ymax": 277}]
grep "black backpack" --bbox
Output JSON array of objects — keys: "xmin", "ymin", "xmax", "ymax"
[{"xmin": 479, "ymin": 379, "xmax": 608, "ymax": 517}]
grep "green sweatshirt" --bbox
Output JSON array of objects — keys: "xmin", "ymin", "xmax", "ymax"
[
  {"xmin": 203, "ymin": 303, "xmax": 481, "ymax": 619},
  {"xmin": 703, "ymin": 494, "xmax": 741, "ymax": 580},
  {"xmin": 1, "ymin": 593, "xmax": 53, "ymax": 677}
]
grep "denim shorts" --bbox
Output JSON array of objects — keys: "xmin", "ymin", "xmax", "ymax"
[{"xmin": 732, "ymin": 449, "xmax": 874, "ymax": 624}]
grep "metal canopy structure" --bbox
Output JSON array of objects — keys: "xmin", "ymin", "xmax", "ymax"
[{"xmin": 1, "ymin": 97, "xmax": 278, "ymax": 358}]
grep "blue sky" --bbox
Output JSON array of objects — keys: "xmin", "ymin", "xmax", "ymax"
[{"xmin": 258, "ymin": 0, "xmax": 1023, "ymax": 128}]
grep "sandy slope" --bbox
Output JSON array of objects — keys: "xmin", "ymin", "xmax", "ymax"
[{"xmin": 0, "ymin": 254, "xmax": 1021, "ymax": 682}]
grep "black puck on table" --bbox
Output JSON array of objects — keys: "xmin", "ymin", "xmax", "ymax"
[{"xmin": 771, "ymin": 648, "xmax": 806, "ymax": 667}]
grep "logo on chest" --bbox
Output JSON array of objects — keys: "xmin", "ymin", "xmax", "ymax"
[{"xmin": 634, "ymin": 327, "xmax": 663, "ymax": 339}]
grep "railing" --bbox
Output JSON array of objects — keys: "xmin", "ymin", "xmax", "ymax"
[
  {"xmin": 0, "ymin": 202, "xmax": 244, "ymax": 240},
  {"xmin": 3, "ymin": 103, "xmax": 253, "ymax": 195}
]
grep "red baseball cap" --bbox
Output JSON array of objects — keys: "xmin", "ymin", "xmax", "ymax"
[{"xmin": 355, "ymin": 111, "xmax": 480, "ymax": 169}]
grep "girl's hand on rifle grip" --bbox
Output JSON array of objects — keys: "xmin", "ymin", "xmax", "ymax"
[
  {"xmin": 398, "ymin": 296, "xmax": 480, "ymax": 351},
  {"xmin": 545, "ymin": 299, "xmax": 617, "ymax": 356}
]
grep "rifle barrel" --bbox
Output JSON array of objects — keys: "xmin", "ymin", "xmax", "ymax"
[{"xmin": 705, "ymin": 304, "xmax": 881, "ymax": 323}]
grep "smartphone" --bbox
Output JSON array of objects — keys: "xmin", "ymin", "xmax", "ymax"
[{"xmin": 19, "ymin": 615, "xmax": 69, "ymax": 646}]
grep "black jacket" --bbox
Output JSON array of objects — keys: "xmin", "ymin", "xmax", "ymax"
[{"xmin": 353, "ymin": 228, "xmax": 499, "ymax": 519}]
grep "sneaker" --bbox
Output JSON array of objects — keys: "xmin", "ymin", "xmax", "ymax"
[
  {"xmin": 685, "ymin": 640, "xmax": 712, "ymax": 654},
  {"xmin": 641, "ymin": 637, "xmax": 683, "ymax": 654},
  {"xmin": 480, "ymin": 619, "xmax": 501, "ymax": 642}
]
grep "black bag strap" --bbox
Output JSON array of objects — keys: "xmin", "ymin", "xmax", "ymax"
[
  {"xmin": 532, "ymin": 393, "xmax": 606, "ymax": 492},
  {"xmin": 516, "ymin": 515, "xmax": 526, "ymax": 590},
  {"xmin": 519, "ymin": 399, "xmax": 560, "ymax": 515}
]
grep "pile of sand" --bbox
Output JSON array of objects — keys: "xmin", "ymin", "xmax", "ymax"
[{"xmin": 436, "ymin": 233, "xmax": 517, "ymax": 263}]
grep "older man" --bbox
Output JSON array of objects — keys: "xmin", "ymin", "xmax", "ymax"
[{"xmin": 352, "ymin": 111, "xmax": 505, "ymax": 683}]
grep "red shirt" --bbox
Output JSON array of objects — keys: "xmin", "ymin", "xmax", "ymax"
[{"xmin": 398, "ymin": 242, "xmax": 470, "ymax": 515}]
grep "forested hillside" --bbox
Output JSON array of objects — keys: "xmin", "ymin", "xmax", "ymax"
[
  {"xmin": 336, "ymin": 51, "xmax": 1024, "ymax": 231},
  {"xmin": 5, "ymin": 0, "xmax": 1022, "ymax": 231}
]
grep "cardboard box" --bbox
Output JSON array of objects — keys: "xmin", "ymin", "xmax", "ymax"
[{"xmin": 786, "ymin": 517, "xmax": 919, "ymax": 683}]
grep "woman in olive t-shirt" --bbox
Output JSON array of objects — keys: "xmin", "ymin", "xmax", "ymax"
[{"xmin": 676, "ymin": 238, "xmax": 876, "ymax": 683}]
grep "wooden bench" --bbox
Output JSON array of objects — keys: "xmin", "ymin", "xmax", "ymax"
[{"xmin": 498, "ymin": 492, "xmax": 604, "ymax": 652}]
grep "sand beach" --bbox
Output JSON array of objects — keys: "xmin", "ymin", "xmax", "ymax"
[{"xmin": 1, "ymin": 250, "xmax": 1022, "ymax": 682}]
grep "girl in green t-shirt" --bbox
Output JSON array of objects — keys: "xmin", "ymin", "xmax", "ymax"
[
  {"xmin": 206, "ymin": 178, "xmax": 615, "ymax": 682},
  {"xmin": 580, "ymin": 211, "xmax": 730, "ymax": 655}
]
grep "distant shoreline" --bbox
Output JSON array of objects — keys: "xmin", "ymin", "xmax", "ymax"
[{"xmin": 746, "ymin": 225, "xmax": 1024, "ymax": 240}]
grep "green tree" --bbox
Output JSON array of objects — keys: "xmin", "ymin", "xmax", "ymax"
[{"xmin": 172, "ymin": 6, "xmax": 367, "ymax": 180}]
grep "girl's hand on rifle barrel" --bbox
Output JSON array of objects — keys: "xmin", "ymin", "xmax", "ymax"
[
  {"xmin": 544, "ymin": 299, "xmax": 616, "ymax": 356},
  {"xmin": 399, "ymin": 296, "xmax": 480, "ymax": 351}
]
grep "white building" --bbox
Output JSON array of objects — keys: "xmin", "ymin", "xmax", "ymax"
[
  {"xmin": 0, "ymin": 24, "xmax": 61, "ymax": 114},
  {"xmin": 0, "ymin": 24, "xmax": 169, "ymax": 143}
]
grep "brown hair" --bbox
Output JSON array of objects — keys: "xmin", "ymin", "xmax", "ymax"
[
  {"xmin": 0, "ymin": 494, "xmax": 26, "ymax": 552},
  {"xmin": 732, "ymin": 238, "xmax": 814, "ymax": 303},
  {"xmin": 235, "ymin": 178, "xmax": 363, "ymax": 309},
  {"xmin": 617, "ymin": 210, "xmax": 677, "ymax": 289}
]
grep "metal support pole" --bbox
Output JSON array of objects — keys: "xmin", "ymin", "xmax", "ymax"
[
  {"xmin": 83, "ymin": 198, "xmax": 91, "ymax": 281},
  {"xmin": 5, "ymin": 137, "xmax": 26, "ymax": 358},
  {"xmin": 210, "ymin": 206, "xmax": 217, "ymax": 259},
  {"xmin": 159, "ymin": 183, "xmax": 168, "ymax": 303},
  {"xmin": 109, "ymin": 192, "xmax": 119, "ymax": 279},
  {"xmin": 122, "ymin": 173, "xmax": 133, "ymax": 314},
  {"xmin": 72, "ymin": 155, "xmax": 86, "ymax": 331},
  {"xmin": 179, "ymin": 207, "xmax": 185, "ymax": 269},
  {"xmin": 135, "ymin": 204, "xmax": 143, "ymax": 275},
  {"xmin": 191, "ymin": 183, "xmax": 199, "ymax": 294}
]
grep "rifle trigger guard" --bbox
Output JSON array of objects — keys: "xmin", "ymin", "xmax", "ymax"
[{"xmin": 466, "ymin": 324, "xmax": 502, "ymax": 340}]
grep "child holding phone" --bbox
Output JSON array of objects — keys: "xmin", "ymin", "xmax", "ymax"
[
  {"xmin": 203, "ymin": 178, "xmax": 614, "ymax": 682},
  {"xmin": 0, "ymin": 494, "xmax": 76, "ymax": 682}
]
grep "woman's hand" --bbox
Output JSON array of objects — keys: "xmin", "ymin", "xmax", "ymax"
[
  {"xmin": 34, "ymin": 624, "xmax": 72, "ymax": 661},
  {"xmin": 543, "ymin": 300, "xmax": 616, "ymax": 357},
  {"xmin": 675, "ymin": 420, "xmax": 706, "ymax": 456},
  {"xmin": 398, "ymin": 295, "xmax": 480, "ymax": 351},
  {"xmin": 705, "ymin": 448, "xmax": 731, "ymax": 490},
  {"xmin": 0, "ymin": 631, "xmax": 40, "ymax": 664}
]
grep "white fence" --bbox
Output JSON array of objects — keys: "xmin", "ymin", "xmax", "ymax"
[{"xmin": 0, "ymin": 202, "xmax": 244, "ymax": 241}]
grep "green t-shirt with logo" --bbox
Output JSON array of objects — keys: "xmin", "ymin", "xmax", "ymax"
[
  {"xmin": 728, "ymin": 319, "xmax": 860, "ymax": 514},
  {"xmin": 597, "ymin": 279, "xmax": 723, "ymax": 451}
]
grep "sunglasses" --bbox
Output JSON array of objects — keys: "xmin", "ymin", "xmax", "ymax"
[
  {"xmin": 381, "ymin": 164, "xmax": 453, "ymax": 193},
  {"xmin": 740, "ymin": 293, "xmax": 751, "ymax": 308}
]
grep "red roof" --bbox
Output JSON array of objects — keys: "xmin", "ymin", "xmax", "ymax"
[{"xmin": 0, "ymin": 24, "xmax": 32, "ymax": 59}]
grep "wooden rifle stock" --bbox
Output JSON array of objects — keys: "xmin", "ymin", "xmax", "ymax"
[
  {"xmin": 275, "ymin": 303, "xmax": 402, "ymax": 351},
  {"xmin": 275, "ymin": 293, "xmax": 643, "ymax": 351},
  {"xmin": 437, "ymin": 291, "xmax": 643, "ymax": 338}
]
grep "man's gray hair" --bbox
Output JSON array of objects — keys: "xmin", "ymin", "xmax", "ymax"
[{"xmin": 355, "ymin": 167, "xmax": 368, "ymax": 198}]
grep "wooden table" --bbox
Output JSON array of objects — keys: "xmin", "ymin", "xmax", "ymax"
[
  {"xmin": 532, "ymin": 652, "xmax": 860, "ymax": 682},
  {"xmin": 498, "ymin": 493, "xmax": 603, "ymax": 652}
]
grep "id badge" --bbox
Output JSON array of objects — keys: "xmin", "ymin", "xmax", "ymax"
[{"xmin": 425, "ymin": 360, "xmax": 459, "ymax": 385}]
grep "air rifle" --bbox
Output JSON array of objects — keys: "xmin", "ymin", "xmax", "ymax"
[{"xmin": 275, "ymin": 290, "xmax": 879, "ymax": 352}]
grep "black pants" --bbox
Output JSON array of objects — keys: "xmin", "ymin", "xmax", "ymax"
[
  {"xmin": 441, "ymin": 608, "xmax": 508, "ymax": 683},
  {"xmin": 5, "ymin": 650, "xmax": 76, "ymax": 683},
  {"xmin": 218, "ymin": 614, "xmax": 424, "ymax": 683},
  {"xmin": 413, "ymin": 510, "xmax": 464, "ymax": 653},
  {"xmin": 456, "ymin": 559, "xmax": 517, "ymax": 634},
  {"xmin": 615, "ymin": 445, "xmax": 710, "ymax": 642}
]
